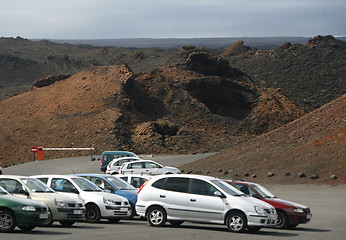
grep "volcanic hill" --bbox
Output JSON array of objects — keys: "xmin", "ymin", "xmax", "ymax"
[{"xmin": 0, "ymin": 52, "xmax": 303, "ymax": 167}]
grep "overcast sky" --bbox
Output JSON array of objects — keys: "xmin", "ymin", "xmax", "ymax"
[{"xmin": 1, "ymin": 0, "xmax": 345, "ymax": 39}]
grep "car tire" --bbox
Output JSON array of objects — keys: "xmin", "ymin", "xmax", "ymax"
[
  {"xmin": 147, "ymin": 206, "xmax": 167, "ymax": 227},
  {"xmin": 0, "ymin": 209, "xmax": 16, "ymax": 233},
  {"xmin": 287, "ymin": 224, "xmax": 299, "ymax": 229},
  {"xmin": 168, "ymin": 220, "xmax": 184, "ymax": 226},
  {"xmin": 126, "ymin": 204, "xmax": 136, "ymax": 219},
  {"xmin": 85, "ymin": 204, "xmax": 101, "ymax": 223},
  {"xmin": 59, "ymin": 221, "xmax": 75, "ymax": 227},
  {"xmin": 226, "ymin": 211, "xmax": 247, "ymax": 233},
  {"xmin": 275, "ymin": 210, "xmax": 288, "ymax": 229},
  {"xmin": 42, "ymin": 209, "xmax": 54, "ymax": 226},
  {"xmin": 18, "ymin": 225, "xmax": 35, "ymax": 232},
  {"xmin": 108, "ymin": 218, "xmax": 121, "ymax": 223},
  {"xmin": 247, "ymin": 226, "xmax": 262, "ymax": 233}
]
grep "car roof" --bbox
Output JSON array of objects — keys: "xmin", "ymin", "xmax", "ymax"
[
  {"xmin": 118, "ymin": 174, "xmax": 151, "ymax": 178},
  {"xmin": 102, "ymin": 151, "xmax": 137, "ymax": 155},
  {"xmin": 147, "ymin": 174, "xmax": 220, "ymax": 181},
  {"xmin": 0, "ymin": 175, "xmax": 32, "ymax": 179},
  {"xmin": 31, "ymin": 174, "xmax": 84, "ymax": 179},
  {"xmin": 109, "ymin": 156, "xmax": 141, "ymax": 164}
]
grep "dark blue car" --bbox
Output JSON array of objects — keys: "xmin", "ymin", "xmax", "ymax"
[{"xmin": 75, "ymin": 174, "xmax": 138, "ymax": 218}]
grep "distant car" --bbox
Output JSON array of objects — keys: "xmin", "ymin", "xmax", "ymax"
[
  {"xmin": 119, "ymin": 160, "xmax": 181, "ymax": 175},
  {"xmin": 76, "ymin": 174, "xmax": 138, "ymax": 218},
  {"xmin": 224, "ymin": 179, "xmax": 312, "ymax": 229},
  {"xmin": 106, "ymin": 157, "xmax": 142, "ymax": 175},
  {"xmin": 99, "ymin": 151, "xmax": 138, "ymax": 172},
  {"xmin": 0, "ymin": 185, "xmax": 50, "ymax": 232},
  {"xmin": 0, "ymin": 175, "xmax": 85, "ymax": 227},
  {"xmin": 135, "ymin": 174, "xmax": 277, "ymax": 233},
  {"xmin": 118, "ymin": 174, "xmax": 150, "ymax": 189},
  {"xmin": 32, "ymin": 174, "xmax": 132, "ymax": 223}
]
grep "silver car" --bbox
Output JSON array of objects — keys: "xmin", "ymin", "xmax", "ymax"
[
  {"xmin": 136, "ymin": 174, "xmax": 277, "ymax": 233},
  {"xmin": 119, "ymin": 160, "xmax": 181, "ymax": 175},
  {"xmin": 106, "ymin": 157, "xmax": 141, "ymax": 175}
]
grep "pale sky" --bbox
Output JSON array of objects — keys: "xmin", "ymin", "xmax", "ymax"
[{"xmin": 1, "ymin": 0, "xmax": 345, "ymax": 39}]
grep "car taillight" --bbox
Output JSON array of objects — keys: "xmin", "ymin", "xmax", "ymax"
[
  {"xmin": 137, "ymin": 179, "xmax": 150, "ymax": 194},
  {"xmin": 100, "ymin": 158, "xmax": 103, "ymax": 166}
]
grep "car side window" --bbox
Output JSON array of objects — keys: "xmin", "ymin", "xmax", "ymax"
[
  {"xmin": 152, "ymin": 178, "xmax": 165, "ymax": 189},
  {"xmin": 37, "ymin": 178, "xmax": 48, "ymax": 184},
  {"xmin": 145, "ymin": 162, "xmax": 160, "ymax": 168},
  {"xmin": 164, "ymin": 177, "xmax": 189, "ymax": 193},
  {"xmin": 0, "ymin": 179, "xmax": 24, "ymax": 194},
  {"xmin": 130, "ymin": 162, "xmax": 143, "ymax": 169},
  {"xmin": 191, "ymin": 179, "xmax": 218, "ymax": 196}
]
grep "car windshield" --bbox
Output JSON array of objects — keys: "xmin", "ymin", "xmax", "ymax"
[
  {"xmin": 211, "ymin": 179, "xmax": 246, "ymax": 196},
  {"xmin": 104, "ymin": 176, "xmax": 136, "ymax": 190},
  {"xmin": 21, "ymin": 178, "xmax": 54, "ymax": 193},
  {"xmin": 0, "ymin": 186, "xmax": 8, "ymax": 195},
  {"xmin": 251, "ymin": 184, "xmax": 276, "ymax": 198},
  {"xmin": 72, "ymin": 178, "xmax": 102, "ymax": 192}
]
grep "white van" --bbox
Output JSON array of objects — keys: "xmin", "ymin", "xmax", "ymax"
[
  {"xmin": 136, "ymin": 174, "xmax": 277, "ymax": 233},
  {"xmin": 32, "ymin": 175, "xmax": 132, "ymax": 223}
]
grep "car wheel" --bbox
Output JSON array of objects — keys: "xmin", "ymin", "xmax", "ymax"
[
  {"xmin": 275, "ymin": 211, "xmax": 288, "ymax": 229},
  {"xmin": 226, "ymin": 211, "xmax": 247, "ymax": 233},
  {"xmin": 247, "ymin": 226, "xmax": 262, "ymax": 233},
  {"xmin": 42, "ymin": 209, "xmax": 54, "ymax": 226},
  {"xmin": 168, "ymin": 220, "xmax": 184, "ymax": 226},
  {"xmin": 18, "ymin": 225, "xmax": 35, "ymax": 232},
  {"xmin": 85, "ymin": 204, "xmax": 101, "ymax": 223},
  {"xmin": 147, "ymin": 206, "xmax": 167, "ymax": 227},
  {"xmin": 126, "ymin": 204, "xmax": 136, "ymax": 219},
  {"xmin": 287, "ymin": 224, "xmax": 299, "ymax": 229},
  {"xmin": 59, "ymin": 221, "xmax": 75, "ymax": 227},
  {"xmin": 108, "ymin": 218, "xmax": 121, "ymax": 223},
  {"xmin": 0, "ymin": 209, "xmax": 16, "ymax": 233}
]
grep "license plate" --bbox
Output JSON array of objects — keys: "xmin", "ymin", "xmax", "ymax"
[
  {"xmin": 120, "ymin": 208, "xmax": 128, "ymax": 212},
  {"xmin": 74, "ymin": 210, "xmax": 83, "ymax": 214},
  {"xmin": 307, "ymin": 214, "xmax": 312, "ymax": 219},
  {"xmin": 39, "ymin": 213, "xmax": 49, "ymax": 219}
]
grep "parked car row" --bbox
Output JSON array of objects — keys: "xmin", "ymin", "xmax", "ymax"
[{"xmin": 0, "ymin": 174, "xmax": 134, "ymax": 232}]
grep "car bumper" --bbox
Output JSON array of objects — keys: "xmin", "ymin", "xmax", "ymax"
[
  {"xmin": 100, "ymin": 205, "xmax": 132, "ymax": 219},
  {"xmin": 53, "ymin": 207, "xmax": 85, "ymax": 221},
  {"xmin": 247, "ymin": 213, "xmax": 278, "ymax": 227},
  {"xmin": 15, "ymin": 211, "xmax": 50, "ymax": 226},
  {"xmin": 288, "ymin": 212, "xmax": 312, "ymax": 224}
]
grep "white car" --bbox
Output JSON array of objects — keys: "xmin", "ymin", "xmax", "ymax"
[
  {"xmin": 135, "ymin": 174, "xmax": 278, "ymax": 233},
  {"xmin": 106, "ymin": 157, "xmax": 142, "ymax": 175},
  {"xmin": 32, "ymin": 175, "xmax": 132, "ymax": 223},
  {"xmin": 119, "ymin": 160, "xmax": 181, "ymax": 175},
  {"xmin": 118, "ymin": 174, "xmax": 150, "ymax": 189}
]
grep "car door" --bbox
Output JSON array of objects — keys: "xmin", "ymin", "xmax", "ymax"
[
  {"xmin": 125, "ymin": 162, "xmax": 146, "ymax": 174},
  {"xmin": 143, "ymin": 161, "xmax": 163, "ymax": 175},
  {"xmin": 153, "ymin": 177, "xmax": 189, "ymax": 218},
  {"xmin": 187, "ymin": 179, "xmax": 225, "ymax": 222}
]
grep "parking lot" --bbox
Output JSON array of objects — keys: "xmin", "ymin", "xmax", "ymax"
[{"xmin": 2, "ymin": 155, "xmax": 346, "ymax": 239}]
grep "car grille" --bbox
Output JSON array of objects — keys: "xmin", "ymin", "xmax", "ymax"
[
  {"xmin": 67, "ymin": 203, "xmax": 83, "ymax": 208},
  {"xmin": 264, "ymin": 208, "xmax": 276, "ymax": 214},
  {"xmin": 35, "ymin": 207, "xmax": 48, "ymax": 212}
]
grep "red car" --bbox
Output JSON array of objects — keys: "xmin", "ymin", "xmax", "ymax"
[{"xmin": 224, "ymin": 180, "xmax": 312, "ymax": 229}]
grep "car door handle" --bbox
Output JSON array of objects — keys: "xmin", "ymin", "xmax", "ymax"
[
  {"xmin": 190, "ymin": 199, "xmax": 196, "ymax": 202},
  {"xmin": 160, "ymin": 195, "xmax": 166, "ymax": 198}
]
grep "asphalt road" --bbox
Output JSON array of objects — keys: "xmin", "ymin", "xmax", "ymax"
[{"xmin": 2, "ymin": 154, "xmax": 346, "ymax": 240}]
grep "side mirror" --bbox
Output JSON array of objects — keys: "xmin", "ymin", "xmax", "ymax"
[
  {"xmin": 19, "ymin": 189, "xmax": 29, "ymax": 196},
  {"xmin": 71, "ymin": 189, "xmax": 79, "ymax": 194},
  {"xmin": 252, "ymin": 194, "xmax": 261, "ymax": 199},
  {"xmin": 214, "ymin": 191, "xmax": 226, "ymax": 198}
]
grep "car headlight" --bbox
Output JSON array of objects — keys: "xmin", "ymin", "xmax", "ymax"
[
  {"xmin": 294, "ymin": 208, "xmax": 304, "ymax": 213},
  {"xmin": 254, "ymin": 206, "xmax": 265, "ymax": 214},
  {"xmin": 55, "ymin": 199, "xmax": 68, "ymax": 207},
  {"xmin": 103, "ymin": 197, "xmax": 117, "ymax": 205},
  {"xmin": 22, "ymin": 206, "xmax": 37, "ymax": 212}
]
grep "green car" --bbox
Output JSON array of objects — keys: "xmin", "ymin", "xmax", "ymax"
[{"xmin": 0, "ymin": 186, "xmax": 50, "ymax": 232}]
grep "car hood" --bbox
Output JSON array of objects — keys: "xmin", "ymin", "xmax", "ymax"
[
  {"xmin": 1, "ymin": 194, "xmax": 47, "ymax": 207},
  {"xmin": 265, "ymin": 198, "xmax": 308, "ymax": 209}
]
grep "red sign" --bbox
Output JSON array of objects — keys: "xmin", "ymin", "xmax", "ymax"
[{"xmin": 31, "ymin": 146, "xmax": 38, "ymax": 153}]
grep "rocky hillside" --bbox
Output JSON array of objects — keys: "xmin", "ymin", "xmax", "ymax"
[
  {"xmin": 182, "ymin": 93, "xmax": 346, "ymax": 185},
  {"xmin": 225, "ymin": 35, "xmax": 346, "ymax": 112},
  {"xmin": 0, "ymin": 52, "xmax": 303, "ymax": 167}
]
